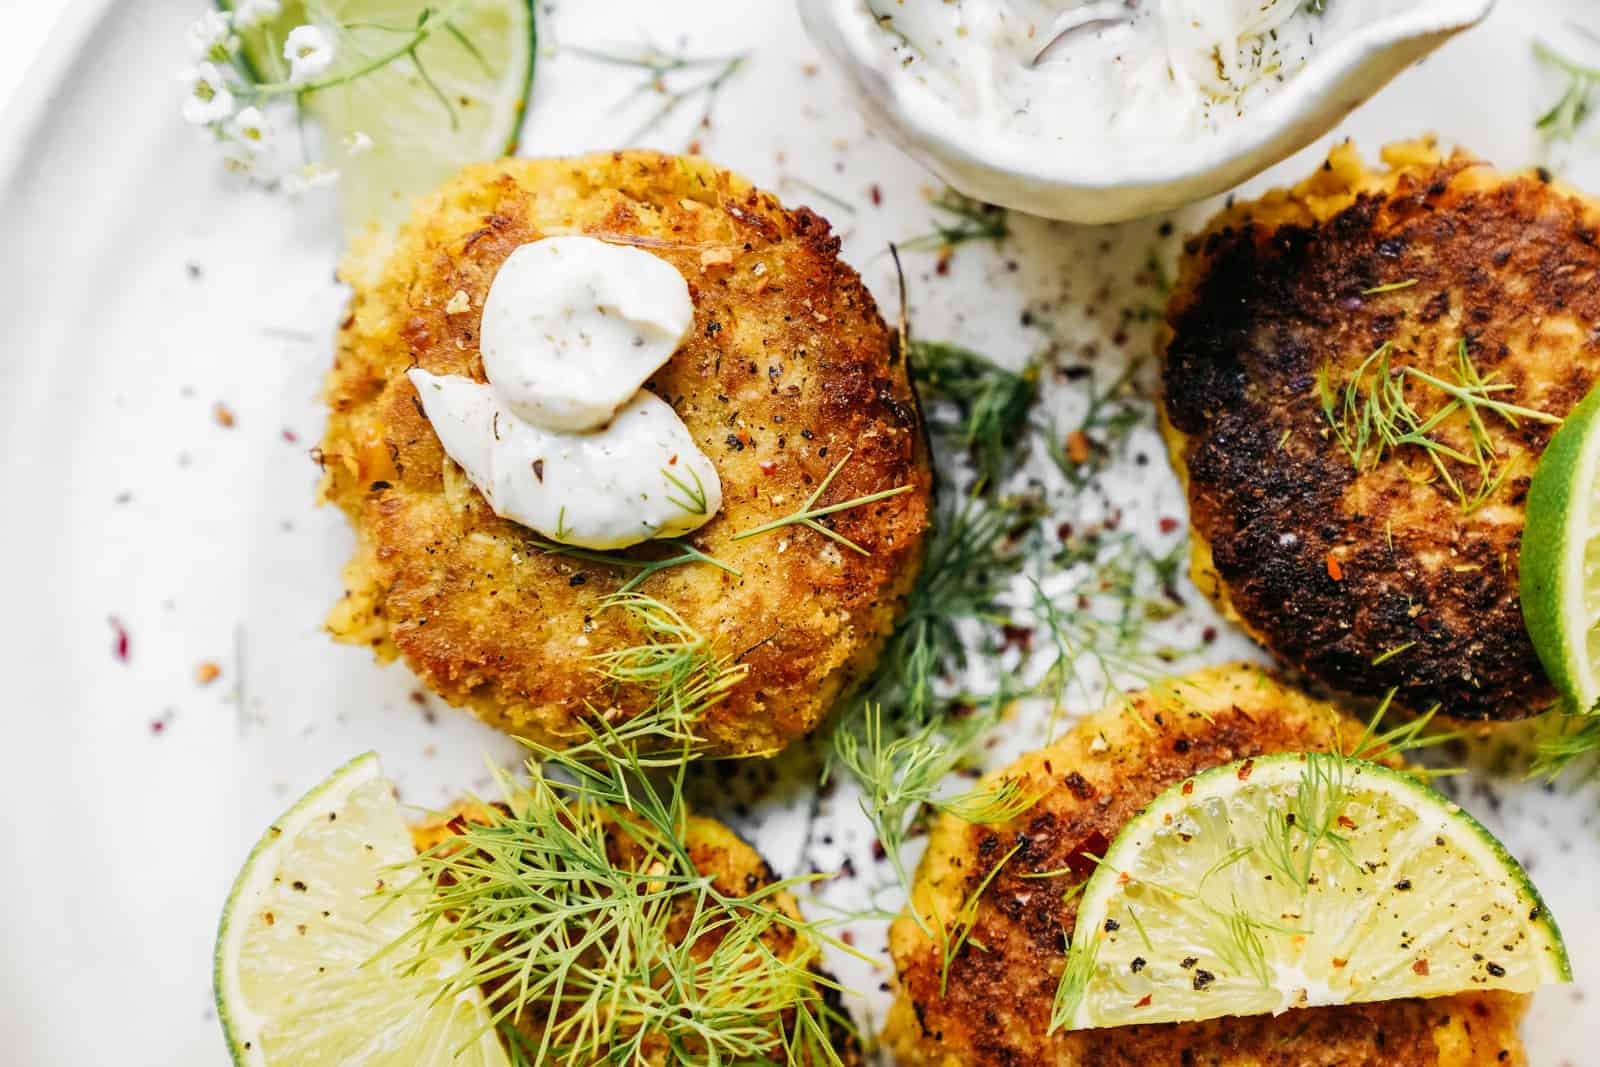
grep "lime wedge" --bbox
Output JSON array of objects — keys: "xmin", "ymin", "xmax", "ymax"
[
  {"xmin": 229, "ymin": 0, "xmax": 536, "ymax": 235},
  {"xmin": 1059, "ymin": 752, "xmax": 1569, "ymax": 1030},
  {"xmin": 214, "ymin": 753, "xmax": 510, "ymax": 1067},
  {"xmin": 1522, "ymin": 382, "xmax": 1600, "ymax": 715}
]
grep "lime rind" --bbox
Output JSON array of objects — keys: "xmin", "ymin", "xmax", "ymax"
[
  {"xmin": 1065, "ymin": 753, "xmax": 1569, "ymax": 1030},
  {"xmin": 1522, "ymin": 382, "xmax": 1600, "ymax": 714},
  {"xmin": 213, "ymin": 753, "xmax": 509, "ymax": 1067},
  {"xmin": 215, "ymin": 752, "xmax": 383, "ymax": 1066}
]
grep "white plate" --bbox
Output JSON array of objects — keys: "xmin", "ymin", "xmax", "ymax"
[{"xmin": 2, "ymin": 1, "xmax": 1597, "ymax": 1063}]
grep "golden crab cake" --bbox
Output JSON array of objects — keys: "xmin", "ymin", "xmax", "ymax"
[
  {"xmin": 412, "ymin": 806, "xmax": 860, "ymax": 1065},
  {"xmin": 1160, "ymin": 139, "xmax": 1600, "ymax": 722},
  {"xmin": 319, "ymin": 151, "xmax": 931, "ymax": 755},
  {"xmin": 885, "ymin": 664, "xmax": 1531, "ymax": 1067}
]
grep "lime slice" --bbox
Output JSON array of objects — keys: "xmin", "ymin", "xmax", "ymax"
[
  {"xmin": 229, "ymin": 0, "xmax": 536, "ymax": 235},
  {"xmin": 1060, "ymin": 752, "xmax": 1569, "ymax": 1030},
  {"xmin": 214, "ymin": 753, "xmax": 510, "ymax": 1067},
  {"xmin": 1522, "ymin": 382, "xmax": 1600, "ymax": 715}
]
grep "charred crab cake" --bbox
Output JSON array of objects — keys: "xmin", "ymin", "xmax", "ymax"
[
  {"xmin": 1162, "ymin": 140, "xmax": 1600, "ymax": 722},
  {"xmin": 319, "ymin": 151, "xmax": 931, "ymax": 755},
  {"xmin": 885, "ymin": 664, "xmax": 1530, "ymax": 1067}
]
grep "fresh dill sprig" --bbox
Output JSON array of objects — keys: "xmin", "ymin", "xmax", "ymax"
[
  {"xmin": 1535, "ymin": 35, "xmax": 1600, "ymax": 143},
  {"xmin": 939, "ymin": 841, "xmax": 1024, "ymax": 994},
  {"xmin": 1042, "ymin": 361, "xmax": 1147, "ymax": 490},
  {"xmin": 383, "ymin": 718, "xmax": 860, "ymax": 1065},
  {"xmin": 831, "ymin": 703, "xmax": 1034, "ymax": 923},
  {"xmin": 1048, "ymin": 931, "xmax": 1100, "ymax": 1032},
  {"xmin": 1317, "ymin": 340, "xmax": 1560, "ymax": 513},
  {"xmin": 899, "ymin": 189, "xmax": 1010, "ymax": 253},
  {"xmin": 1258, "ymin": 692, "xmax": 1460, "ymax": 891},
  {"xmin": 569, "ymin": 44, "xmax": 749, "ymax": 145},
  {"xmin": 532, "ymin": 537, "xmax": 741, "ymax": 595},
  {"xmin": 582, "ymin": 592, "xmax": 748, "ymax": 760},
  {"xmin": 1361, "ymin": 278, "xmax": 1419, "ymax": 295},
  {"xmin": 661, "ymin": 464, "xmax": 709, "ymax": 515},
  {"xmin": 856, "ymin": 492, "xmax": 1035, "ymax": 729},
  {"xmin": 910, "ymin": 340, "xmax": 1039, "ymax": 489},
  {"xmin": 1532, "ymin": 712, "xmax": 1600, "ymax": 781},
  {"xmin": 731, "ymin": 451, "xmax": 912, "ymax": 555}
]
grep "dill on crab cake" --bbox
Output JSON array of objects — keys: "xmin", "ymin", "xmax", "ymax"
[
  {"xmin": 1160, "ymin": 138, "xmax": 1600, "ymax": 723},
  {"xmin": 215, "ymin": 718, "xmax": 862, "ymax": 1066},
  {"xmin": 318, "ymin": 150, "xmax": 932, "ymax": 756}
]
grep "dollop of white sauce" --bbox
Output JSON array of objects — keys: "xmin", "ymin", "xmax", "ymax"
[
  {"xmin": 480, "ymin": 237, "xmax": 695, "ymax": 433},
  {"xmin": 872, "ymin": 0, "xmax": 1320, "ymax": 165},
  {"xmin": 410, "ymin": 236, "xmax": 721, "ymax": 550},
  {"xmin": 409, "ymin": 370, "xmax": 723, "ymax": 550}
]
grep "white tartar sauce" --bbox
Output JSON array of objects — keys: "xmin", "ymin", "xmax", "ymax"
[
  {"xmin": 481, "ymin": 237, "xmax": 695, "ymax": 433},
  {"xmin": 410, "ymin": 236, "xmax": 721, "ymax": 550},
  {"xmin": 872, "ymin": 0, "xmax": 1320, "ymax": 163}
]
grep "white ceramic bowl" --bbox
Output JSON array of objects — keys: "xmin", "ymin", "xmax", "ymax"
[{"xmin": 800, "ymin": 0, "xmax": 1496, "ymax": 223}]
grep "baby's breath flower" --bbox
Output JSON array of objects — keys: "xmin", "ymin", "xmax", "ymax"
[
  {"xmin": 232, "ymin": 0, "xmax": 282, "ymax": 30},
  {"xmin": 283, "ymin": 25, "xmax": 336, "ymax": 85},
  {"xmin": 282, "ymin": 162, "xmax": 340, "ymax": 196},
  {"xmin": 186, "ymin": 11, "xmax": 237, "ymax": 61},
  {"xmin": 228, "ymin": 106, "xmax": 274, "ymax": 152},
  {"xmin": 343, "ymin": 130, "xmax": 374, "ymax": 155},
  {"xmin": 179, "ymin": 62, "xmax": 235, "ymax": 125}
]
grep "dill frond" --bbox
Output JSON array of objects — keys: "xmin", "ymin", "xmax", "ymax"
[
  {"xmin": 1317, "ymin": 340, "xmax": 1560, "ymax": 513},
  {"xmin": 939, "ymin": 841, "xmax": 1024, "ymax": 993},
  {"xmin": 910, "ymin": 339, "xmax": 1039, "ymax": 488},
  {"xmin": 384, "ymin": 716, "xmax": 859, "ymax": 1065},
  {"xmin": 1533, "ymin": 712, "xmax": 1600, "ymax": 781},
  {"xmin": 831, "ymin": 703, "xmax": 1035, "ymax": 920},
  {"xmin": 569, "ymin": 45, "xmax": 748, "ymax": 145},
  {"xmin": 1535, "ymin": 36, "xmax": 1600, "ymax": 143},
  {"xmin": 581, "ymin": 592, "xmax": 749, "ymax": 761},
  {"xmin": 532, "ymin": 537, "xmax": 741, "ymax": 595},
  {"xmin": 899, "ymin": 189, "xmax": 1010, "ymax": 253},
  {"xmin": 1048, "ymin": 933, "xmax": 1100, "ymax": 1032},
  {"xmin": 1257, "ymin": 693, "xmax": 1460, "ymax": 891},
  {"xmin": 730, "ymin": 451, "xmax": 912, "ymax": 555},
  {"xmin": 1043, "ymin": 361, "xmax": 1147, "ymax": 490}
]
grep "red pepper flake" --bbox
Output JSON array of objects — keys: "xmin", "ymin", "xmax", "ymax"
[
  {"xmin": 1236, "ymin": 759, "xmax": 1255, "ymax": 782},
  {"xmin": 869, "ymin": 183, "xmax": 883, "ymax": 206},
  {"xmin": 1181, "ymin": 780, "xmax": 1195, "ymax": 796},
  {"xmin": 1412, "ymin": 959, "xmax": 1430, "ymax": 976},
  {"xmin": 149, "ymin": 718, "xmax": 166, "ymax": 735},
  {"xmin": 213, "ymin": 402, "xmax": 236, "ymax": 428},
  {"xmin": 1331, "ymin": 957, "xmax": 1348, "ymax": 968},
  {"xmin": 196, "ymin": 661, "xmax": 222, "ymax": 685},
  {"xmin": 1135, "ymin": 994, "xmax": 1153, "ymax": 1008},
  {"xmin": 281, "ymin": 428, "xmax": 299, "ymax": 444},
  {"xmin": 1066, "ymin": 430, "xmax": 1091, "ymax": 465},
  {"xmin": 667, "ymin": 453, "xmax": 679, "ymax": 466},
  {"xmin": 109, "ymin": 616, "xmax": 130, "ymax": 662},
  {"xmin": 1326, "ymin": 553, "xmax": 1344, "ymax": 581},
  {"xmin": 759, "ymin": 460, "xmax": 777, "ymax": 476},
  {"xmin": 1337, "ymin": 815, "xmax": 1357, "ymax": 830},
  {"xmin": 1158, "ymin": 516, "xmax": 1180, "ymax": 534}
]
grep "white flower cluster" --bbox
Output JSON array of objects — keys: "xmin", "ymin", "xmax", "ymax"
[{"xmin": 177, "ymin": 5, "xmax": 357, "ymax": 194}]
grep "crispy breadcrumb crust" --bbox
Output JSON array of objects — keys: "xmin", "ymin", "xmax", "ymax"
[
  {"xmin": 319, "ymin": 151, "xmax": 931, "ymax": 755},
  {"xmin": 885, "ymin": 664, "xmax": 1529, "ymax": 1067},
  {"xmin": 1160, "ymin": 139, "xmax": 1600, "ymax": 722}
]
